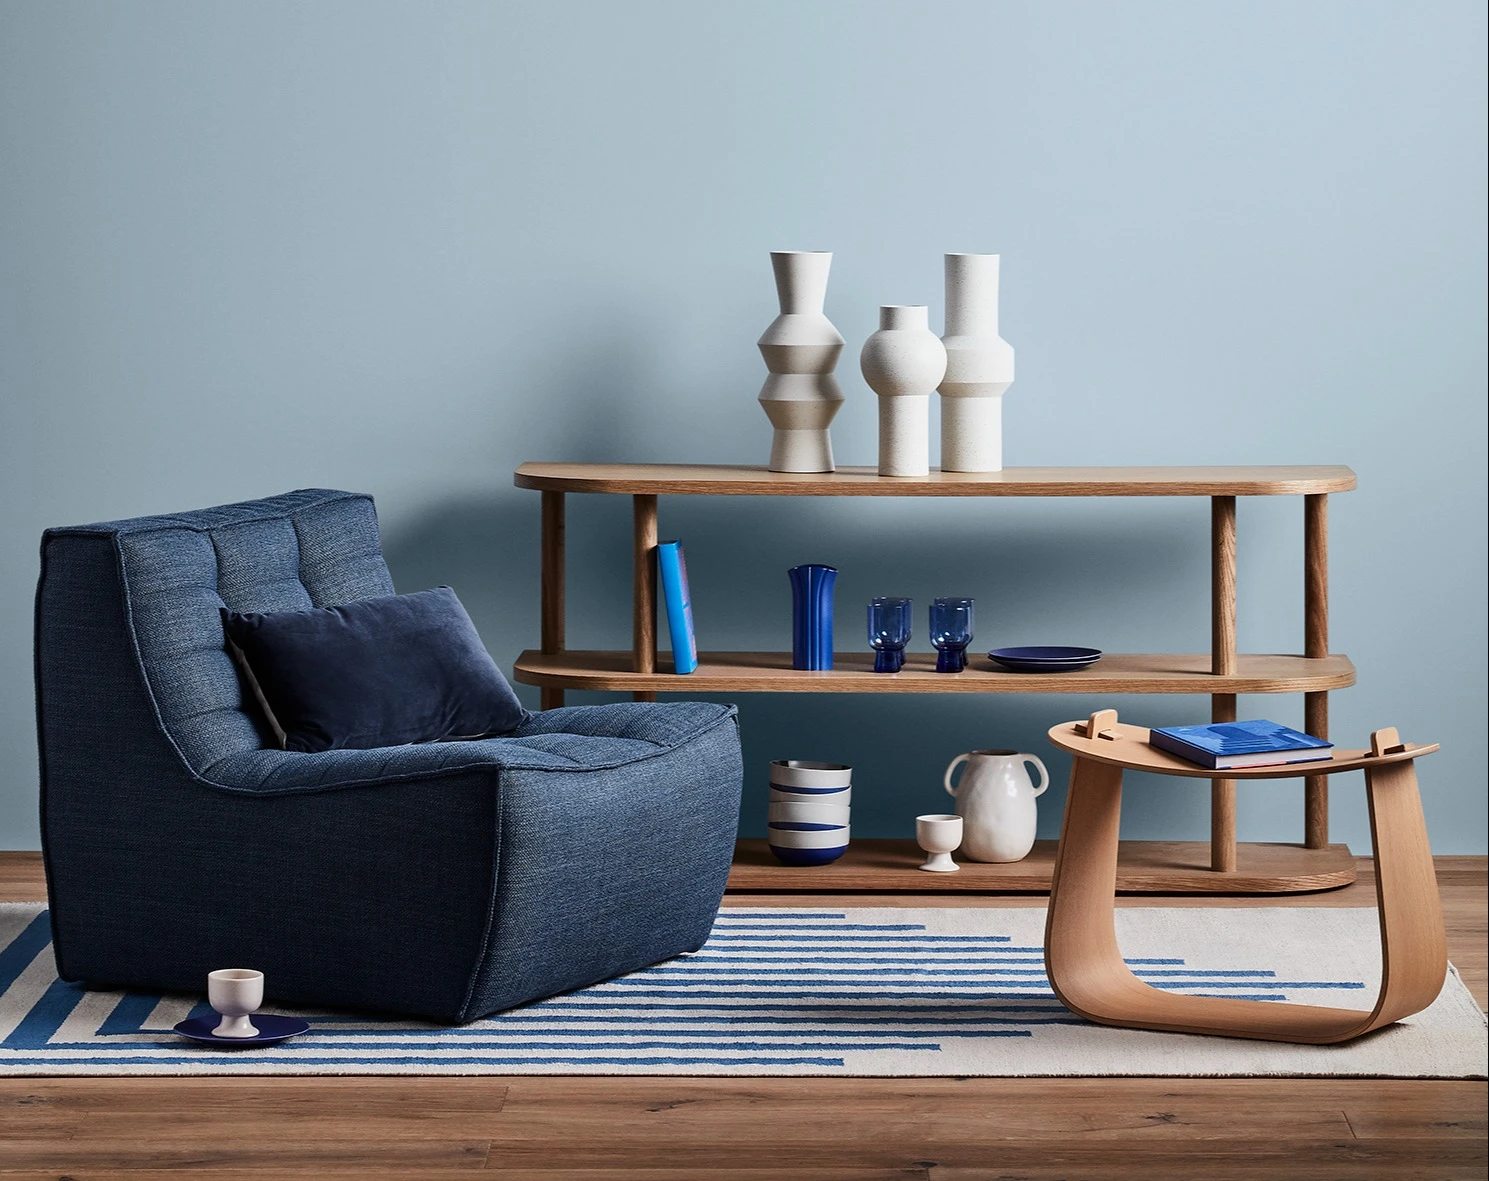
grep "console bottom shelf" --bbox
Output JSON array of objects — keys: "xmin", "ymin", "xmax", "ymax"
[{"xmin": 727, "ymin": 839, "xmax": 1357, "ymax": 894}]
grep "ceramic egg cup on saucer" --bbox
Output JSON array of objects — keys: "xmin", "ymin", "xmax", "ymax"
[{"xmin": 174, "ymin": 968, "xmax": 310, "ymax": 1047}]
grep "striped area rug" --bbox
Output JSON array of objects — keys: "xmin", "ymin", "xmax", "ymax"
[{"xmin": 1, "ymin": 903, "xmax": 1483, "ymax": 1076}]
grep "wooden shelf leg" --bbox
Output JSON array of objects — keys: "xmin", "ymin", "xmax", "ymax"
[
  {"xmin": 1304, "ymin": 493, "xmax": 1330, "ymax": 848},
  {"xmin": 1211, "ymin": 495, "xmax": 1237, "ymax": 873},
  {"xmin": 632, "ymin": 494, "xmax": 658, "ymax": 703},
  {"xmin": 540, "ymin": 491, "xmax": 566, "ymax": 711}
]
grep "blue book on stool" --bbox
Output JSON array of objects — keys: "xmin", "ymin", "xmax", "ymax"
[
  {"xmin": 657, "ymin": 540, "xmax": 698, "ymax": 674},
  {"xmin": 1149, "ymin": 719, "xmax": 1333, "ymax": 770}
]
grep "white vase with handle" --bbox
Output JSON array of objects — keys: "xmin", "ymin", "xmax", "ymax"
[
  {"xmin": 757, "ymin": 251, "xmax": 846, "ymax": 473},
  {"xmin": 939, "ymin": 253, "xmax": 1014, "ymax": 473},
  {"xmin": 942, "ymin": 748, "xmax": 1049, "ymax": 862},
  {"xmin": 860, "ymin": 305, "xmax": 947, "ymax": 477}
]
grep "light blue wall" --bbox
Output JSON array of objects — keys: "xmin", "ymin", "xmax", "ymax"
[{"xmin": 2, "ymin": 0, "xmax": 1484, "ymax": 853}]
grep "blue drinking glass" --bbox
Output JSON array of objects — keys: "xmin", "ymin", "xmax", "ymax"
[
  {"xmin": 868, "ymin": 597, "xmax": 912, "ymax": 673},
  {"xmin": 931, "ymin": 597, "xmax": 975, "ymax": 673}
]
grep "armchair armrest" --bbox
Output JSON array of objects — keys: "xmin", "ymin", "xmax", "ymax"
[{"xmin": 514, "ymin": 700, "xmax": 735, "ymax": 744}]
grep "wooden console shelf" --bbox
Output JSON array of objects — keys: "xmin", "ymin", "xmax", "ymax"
[
  {"xmin": 514, "ymin": 461, "xmax": 1359, "ymax": 893},
  {"xmin": 516, "ymin": 650, "xmax": 1355, "ymax": 694}
]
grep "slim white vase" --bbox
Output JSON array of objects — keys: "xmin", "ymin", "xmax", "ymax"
[
  {"xmin": 757, "ymin": 251, "xmax": 845, "ymax": 473},
  {"xmin": 860, "ymin": 306, "xmax": 947, "ymax": 477},
  {"xmin": 939, "ymin": 254, "xmax": 1015, "ymax": 473}
]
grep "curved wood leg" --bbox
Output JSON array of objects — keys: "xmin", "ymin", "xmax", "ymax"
[{"xmin": 1045, "ymin": 747, "xmax": 1446, "ymax": 1045}]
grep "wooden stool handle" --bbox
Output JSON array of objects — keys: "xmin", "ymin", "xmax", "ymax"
[
  {"xmin": 1370, "ymin": 727, "xmax": 1409, "ymax": 757},
  {"xmin": 1076, "ymin": 708, "xmax": 1121, "ymax": 741}
]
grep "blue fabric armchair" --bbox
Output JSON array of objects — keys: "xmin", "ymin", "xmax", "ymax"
[{"xmin": 35, "ymin": 489, "xmax": 743, "ymax": 1022}]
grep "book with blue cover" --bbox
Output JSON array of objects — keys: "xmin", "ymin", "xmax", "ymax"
[
  {"xmin": 656, "ymin": 540, "xmax": 698, "ymax": 675},
  {"xmin": 1148, "ymin": 719, "xmax": 1333, "ymax": 770}
]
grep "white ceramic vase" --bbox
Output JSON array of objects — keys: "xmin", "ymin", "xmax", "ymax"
[
  {"xmin": 757, "ymin": 251, "xmax": 846, "ymax": 473},
  {"xmin": 860, "ymin": 306, "xmax": 947, "ymax": 478},
  {"xmin": 939, "ymin": 254, "xmax": 1015, "ymax": 473},
  {"xmin": 943, "ymin": 749, "xmax": 1049, "ymax": 863}
]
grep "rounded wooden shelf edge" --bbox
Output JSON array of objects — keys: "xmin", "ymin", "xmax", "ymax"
[
  {"xmin": 727, "ymin": 839, "xmax": 1358, "ymax": 894},
  {"xmin": 513, "ymin": 651, "xmax": 1358, "ymax": 694},
  {"xmin": 514, "ymin": 462, "xmax": 1359, "ymax": 497}
]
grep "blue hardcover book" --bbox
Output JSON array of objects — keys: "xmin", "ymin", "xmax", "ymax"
[
  {"xmin": 656, "ymin": 540, "xmax": 698, "ymax": 675},
  {"xmin": 1148, "ymin": 719, "xmax": 1333, "ymax": 770}
]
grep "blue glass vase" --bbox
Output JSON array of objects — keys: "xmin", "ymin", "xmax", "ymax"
[
  {"xmin": 789, "ymin": 564, "xmax": 837, "ymax": 670},
  {"xmin": 868, "ymin": 597, "xmax": 912, "ymax": 673},
  {"xmin": 931, "ymin": 597, "xmax": 975, "ymax": 673}
]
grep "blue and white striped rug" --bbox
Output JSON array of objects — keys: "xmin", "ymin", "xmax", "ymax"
[{"xmin": 1, "ymin": 904, "xmax": 1483, "ymax": 1076}]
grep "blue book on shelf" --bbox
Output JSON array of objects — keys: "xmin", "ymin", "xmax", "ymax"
[
  {"xmin": 1148, "ymin": 719, "xmax": 1333, "ymax": 770},
  {"xmin": 657, "ymin": 540, "xmax": 698, "ymax": 675}
]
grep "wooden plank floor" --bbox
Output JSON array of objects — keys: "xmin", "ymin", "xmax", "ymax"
[{"xmin": 0, "ymin": 852, "xmax": 1483, "ymax": 1180}]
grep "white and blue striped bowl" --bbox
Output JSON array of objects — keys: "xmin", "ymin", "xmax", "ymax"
[
  {"xmin": 767, "ymin": 823, "xmax": 850, "ymax": 866},
  {"xmin": 769, "ymin": 785, "xmax": 852, "ymax": 806},
  {"xmin": 769, "ymin": 760, "xmax": 852, "ymax": 790},
  {"xmin": 768, "ymin": 801, "xmax": 850, "ymax": 826}
]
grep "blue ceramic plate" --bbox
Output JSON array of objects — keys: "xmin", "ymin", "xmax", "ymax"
[
  {"xmin": 174, "ymin": 1014, "xmax": 310, "ymax": 1046},
  {"xmin": 988, "ymin": 646, "xmax": 1103, "ymax": 673}
]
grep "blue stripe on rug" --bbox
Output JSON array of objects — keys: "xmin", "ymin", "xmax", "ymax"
[{"xmin": 0, "ymin": 913, "xmax": 51, "ymax": 994}]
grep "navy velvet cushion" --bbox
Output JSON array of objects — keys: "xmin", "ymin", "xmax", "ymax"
[{"xmin": 222, "ymin": 586, "xmax": 527, "ymax": 753}]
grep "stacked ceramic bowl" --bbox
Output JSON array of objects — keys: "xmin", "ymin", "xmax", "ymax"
[{"xmin": 767, "ymin": 760, "xmax": 851, "ymax": 866}]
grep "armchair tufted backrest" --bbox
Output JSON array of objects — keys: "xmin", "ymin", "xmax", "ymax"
[{"xmin": 39, "ymin": 489, "xmax": 394, "ymax": 776}]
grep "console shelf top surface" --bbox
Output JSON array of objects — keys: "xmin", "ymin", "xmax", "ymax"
[{"xmin": 514, "ymin": 463, "xmax": 1357, "ymax": 497}]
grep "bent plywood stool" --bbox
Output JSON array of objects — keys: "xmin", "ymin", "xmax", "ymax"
[{"xmin": 1044, "ymin": 710, "xmax": 1446, "ymax": 1044}]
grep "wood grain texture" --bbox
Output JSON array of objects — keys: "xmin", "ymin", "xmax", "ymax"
[
  {"xmin": 1305, "ymin": 492, "xmax": 1330, "ymax": 849},
  {"xmin": 728, "ymin": 838, "xmax": 1358, "ymax": 894},
  {"xmin": 1305, "ymin": 689, "xmax": 1330, "ymax": 848},
  {"xmin": 1046, "ymin": 719, "xmax": 1437, "ymax": 779},
  {"xmin": 1211, "ymin": 693, "xmax": 1238, "ymax": 874},
  {"xmin": 539, "ymin": 490, "xmax": 565, "ymax": 712},
  {"xmin": 1044, "ymin": 740, "xmax": 1448, "ymax": 1043},
  {"xmin": 1209, "ymin": 496, "xmax": 1238, "ymax": 873},
  {"xmin": 513, "ymin": 650, "xmax": 1358, "ymax": 694},
  {"xmin": 0, "ymin": 853, "xmax": 1480, "ymax": 1179},
  {"xmin": 631, "ymin": 495, "xmax": 657, "ymax": 676},
  {"xmin": 513, "ymin": 462, "xmax": 1359, "ymax": 497}
]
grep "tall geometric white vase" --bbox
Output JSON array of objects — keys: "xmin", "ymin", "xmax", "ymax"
[
  {"xmin": 757, "ymin": 251, "xmax": 845, "ymax": 473},
  {"xmin": 939, "ymin": 253, "xmax": 1015, "ymax": 473},
  {"xmin": 860, "ymin": 306, "xmax": 947, "ymax": 478}
]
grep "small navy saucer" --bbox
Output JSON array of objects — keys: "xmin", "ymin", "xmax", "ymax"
[
  {"xmin": 174, "ymin": 1014, "xmax": 310, "ymax": 1046},
  {"xmin": 988, "ymin": 646, "xmax": 1103, "ymax": 673}
]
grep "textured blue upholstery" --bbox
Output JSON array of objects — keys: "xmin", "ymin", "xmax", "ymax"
[{"xmin": 36, "ymin": 490, "xmax": 743, "ymax": 1022}]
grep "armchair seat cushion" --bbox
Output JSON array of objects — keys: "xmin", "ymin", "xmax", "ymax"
[{"xmin": 204, "ymin": 700, "xmax": 738, "ymax": 794}]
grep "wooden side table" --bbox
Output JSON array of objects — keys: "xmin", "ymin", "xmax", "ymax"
[{"xmin": 1044, "ymin": 710, "xmax": 1447, "ymax": 1044}]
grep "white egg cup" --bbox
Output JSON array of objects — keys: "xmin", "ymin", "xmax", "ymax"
[
  {"xmin": 208, "ymin": 968, "xmax": 265, "ymax": 1038},
  {"xmin": 916, "ymin": 813, "xmax": 964, "ymax": 872}
]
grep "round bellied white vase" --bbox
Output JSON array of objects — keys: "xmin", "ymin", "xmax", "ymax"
[
  {"xmin": 943, "ymin": 749, "xmax": 1049, "ymax": 863},
  {"xmin": 939, "ymin": 253, "xmax": 1015, "ymax": 473},
  {"xmin": 757, "ymin": 251, "xmax": 846, "ymax": 473},
  {"xmin": 860, "ymin": 305, "xmax": 947, "ymax": 478}
]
